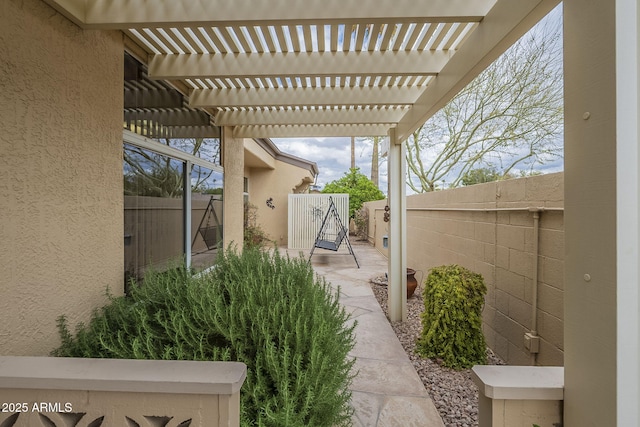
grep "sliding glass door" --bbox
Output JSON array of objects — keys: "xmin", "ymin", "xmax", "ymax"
[{"xmin": 123, "ymin": 131, "xmax": 223, "ymax": 288}]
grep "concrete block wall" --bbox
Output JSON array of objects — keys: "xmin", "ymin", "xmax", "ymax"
[{"xmin": 364, "ymin": 172, "xmax": 564, "ymax": 366}]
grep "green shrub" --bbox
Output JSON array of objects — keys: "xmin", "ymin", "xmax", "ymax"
[
  {"xmin": 53, "ymin": 249, "xmax": 356, "ymax": 427},
  {"xmin": 322, "ymin": 167, "xmax": 384, "ymax": 218},
  {"xmin": 416, "ymin": 264, "xmax": 487, "ymax": 369},
  {"xmin": 244, "ymin": 202, "xmax": 273, "ymax": 250}
]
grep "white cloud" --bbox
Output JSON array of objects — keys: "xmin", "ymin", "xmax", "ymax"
[
  {"xmin": 273, "ymin": 134, "xmax": 560, "ymax": 196},
  {"xmin": 273, "ymin": 137, "xmax": 387, "ymax": 192}
]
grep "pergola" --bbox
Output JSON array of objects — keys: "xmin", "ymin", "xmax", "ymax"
[
  {"xmin": 37, "ymin": 1, "xmax": 640, "ymax": 425},
  {"xmin": 44, "ymin": 0, "xmax": 558, "ymax": 141}
]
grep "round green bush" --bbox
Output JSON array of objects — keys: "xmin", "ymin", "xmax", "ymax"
[
  {"xmin": 52, "ymin": 249, "xmax": 356, "ymax": 427},
  {"xmin": 416, "ymin": 264, "xmax": 487, "ymax": 369}
]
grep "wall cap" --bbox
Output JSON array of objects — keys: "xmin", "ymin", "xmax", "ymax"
[
  {"xmin": 0, "ymin": 356, "xmax": 246, "ymax": 395},
  {"xmin": 472, "ymin": 365, "xmax": 564, "ymax": 400}
]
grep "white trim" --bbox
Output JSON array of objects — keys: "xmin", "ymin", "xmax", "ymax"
[
  {"xmin": 47, "ymin": 0, "xmax": 492, "ymax": 29},
  {"xmin": 387, "ymin": 127, "xmax": 407, "ymax": 322},
  {"xmin": 123, "ymin": 129, "xmax": 223, "ymax": 173},
  {"xmin": 616, "ymin": 0, "xmax": 640, "ymax": 423},
  {"xmin": 184, "ymin": 160, "xmax": 192, "ymax": 270}
]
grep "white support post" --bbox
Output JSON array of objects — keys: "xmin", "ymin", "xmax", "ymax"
[
  {"xmin": 184, "ymin": 160, "xmax": 192, "ymax": 270},
  {"xmin": 564, "ymin": 0, "xmax": 618, "ymax": 424},
  {"xmin": 387, "ymin": 127, "xmax": 407, "ymax": 322},
  {"xmin": 616, "ymin": 0, "xmax": 640, "ymax": 423}
]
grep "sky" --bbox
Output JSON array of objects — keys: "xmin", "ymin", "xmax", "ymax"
[
  {"xmin": 273, "ymin": 136, "xmax": 389, "ymax": 192},
  {"xmin": 272, "ymin": 132, "xmax": 563, "ymax": 195}
]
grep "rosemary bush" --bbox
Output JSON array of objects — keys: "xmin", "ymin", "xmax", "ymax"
[
  {"xmin": 53, "ymin": 249, "xmax": 356, "ymax": 427},
  {"xmin": 416, "ymin": 264, "xmax": 487, "ymax": 369}
]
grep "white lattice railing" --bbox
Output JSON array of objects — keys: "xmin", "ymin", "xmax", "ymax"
[{"xmin": 0, "ymin": 356, "xmax": 246, "ymax": 427}]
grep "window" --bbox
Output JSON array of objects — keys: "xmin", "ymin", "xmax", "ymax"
[
  {"xmin": 123, "ymin": 53, "xmax": 223, "ymax": 288},
  {"xmin": 190, "ymin": 165, "xmax": 224, "ymax": 271},
  {"xmin": 243, "ymin": 177, "xmax": 249, "ymax": 204},
  {"xmin": 124, "ymin": 143, "xmax": 185, "ymax": 285}
]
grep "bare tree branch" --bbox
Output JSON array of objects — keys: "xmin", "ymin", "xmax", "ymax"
[{"xmin": 406, "ymin": 9, "xmax": 563, "ymax": 192}]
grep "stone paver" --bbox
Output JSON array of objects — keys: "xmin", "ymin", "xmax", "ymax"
[{"xmin": 282, "ymin": 241, "xmax": 445, "ymax": 427}]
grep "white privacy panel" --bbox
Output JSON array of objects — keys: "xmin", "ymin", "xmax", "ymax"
[{"xmin": 288, "ymin": 194, "xmax": 349, "ymax": 252}]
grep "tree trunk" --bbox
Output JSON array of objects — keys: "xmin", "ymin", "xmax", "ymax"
[
  {"xmin": 350, "ymin": 136, "xmax": 355, "ymax": 169},
  {"xmin": 371, "ymin": 136, "xmax": 379, "ymax": 187}
]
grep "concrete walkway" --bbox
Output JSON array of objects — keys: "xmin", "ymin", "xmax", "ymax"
[{"xmin": 283, "ymin": 242, "xmax": 445, "ymax": 427}]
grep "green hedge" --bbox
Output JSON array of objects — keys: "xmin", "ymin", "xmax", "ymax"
[
  {"xmin": 53, "ymin": 249, "xmax": 356, "ymax": 427},
  {"xmin": 416, "ymin": 264, "xmax": 487, "ymax": 369}
]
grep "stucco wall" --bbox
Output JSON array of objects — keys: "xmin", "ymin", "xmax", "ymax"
[
  {"xmin": 222, "ymin": 129, "xmax": 245, "ymax": 249},
  {"xmin": 246, "ymin": 160, "xmax": 315, "ymax": 246},
  {"xmin": 364, "ymin": 173, "xmax": 564, "ymax": 366},
  {"xmin": 0, "ymin": 0, "xmax": 123, "ymax": 355}
]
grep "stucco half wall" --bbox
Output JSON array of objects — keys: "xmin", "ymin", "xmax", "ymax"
[{"xmin": 0, "ymin": 0, "xmax": 124, "ymax": 355}]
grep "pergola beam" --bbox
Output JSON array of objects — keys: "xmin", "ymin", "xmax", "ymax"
[
  {"xmin": 233, "ymin": 124, "xmax": 391, "ymax": 138},
  {"xmin": 149, "ymin": 51, "xmax": 446, "ymax": 80},
  {"xmin": 167, "ymin": 126, "xmax": 221, "ymax": 138},
  {"xmin": 49, "ymin": 0, "xmax": 492, "ymax": 29},
  {"xmin": 124, "ymin": 110, "xmax": 211, "ymax": 126},
  {"xmin": 215, "ymin": 108, "xmax": 407, "ymax": 126},
  {"xmin": 124, "ymin": 88, "xmax": 184, "ymax": 109},
  {"xmin": 190, "ymin": 86, "xmax": 423, "ymax": 108}
]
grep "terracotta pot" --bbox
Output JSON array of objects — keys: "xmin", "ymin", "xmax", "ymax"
[{"xmin": 407, "ymin": 268, "xmax": 418, "ymax": 298}]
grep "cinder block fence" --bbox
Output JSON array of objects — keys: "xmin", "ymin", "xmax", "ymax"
[{"xmin": 364, "ymin": 172, "xmax": 564, "ymax": 366}]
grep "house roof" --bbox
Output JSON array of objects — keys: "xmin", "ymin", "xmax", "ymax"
[
  {"xmin": 44, "ymin": 0, "xmax": 560, "ymax": 141},
  {"xmin": 254, "ymin": 138, "xmax": 319, "ymax": 178}
]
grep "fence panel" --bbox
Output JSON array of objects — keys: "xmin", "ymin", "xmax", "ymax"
[{"xmin": 288, "ymin": 194, "xmax": 349, "ymax": 252}]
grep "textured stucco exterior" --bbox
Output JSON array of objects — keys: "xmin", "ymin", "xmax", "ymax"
[
  {"xmin": 222, "ymin": 128, "xmax": 245, "ymax": 250},
  {"xmin": 364, "ymin": 173, "xmax": 565, "ymax": 366},
  {"xmin": 245, "ymin": 155, "xmax": 315, "ymax": 246},
  {"xmin": 0, "ymin": 0, "xmax": 123, "ymax": 355}
]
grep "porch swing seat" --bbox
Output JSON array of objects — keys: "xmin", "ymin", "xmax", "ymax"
[
  {"xmin": 198, "ymin": 225, "xmax": 221, "ymax": 250},
  {"xmin": 192, "ymin": 196, "xmax": 223, "ymax": 252},
  {"xmin": 309, "ymin": 196, "xmax": 359, "ymax": 267},
  {"xmin": 314, "ymin": 229, "xmax": 347, "ymax": 251}
]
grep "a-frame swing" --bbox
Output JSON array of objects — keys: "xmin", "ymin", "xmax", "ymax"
[
  {"xmin": 192, "ymin": 196, "xmax": 223, "ymax": 252},
  {"xmin": 309, "ymin": 196, "xmax": 359, "ymax": 268}
]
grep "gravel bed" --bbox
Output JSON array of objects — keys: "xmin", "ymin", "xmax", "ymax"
[{"xmin": 369, "ymin": 276, "xmax": 504, "ymax": 427}]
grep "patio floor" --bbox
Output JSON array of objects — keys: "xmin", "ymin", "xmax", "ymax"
[{"xmin": 281, "ymin": 241, "xmax": 445, "ymax": 427}]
